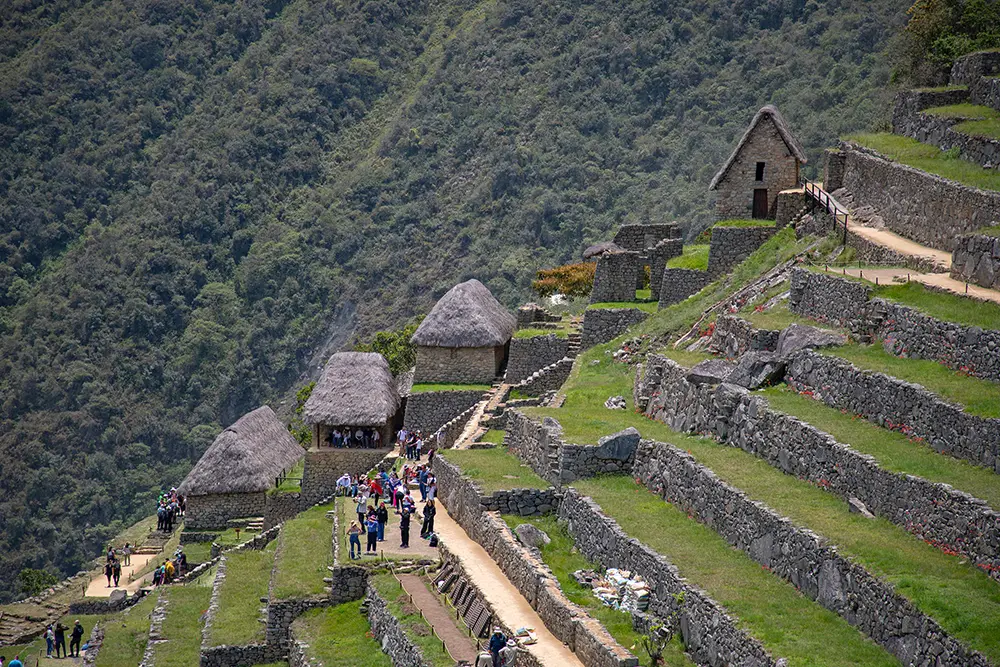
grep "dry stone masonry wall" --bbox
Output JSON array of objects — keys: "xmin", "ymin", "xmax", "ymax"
[
  {"xmin": 185, "ymin": 491, "xmax": 267, "ymax": 530},
  {"xmin": 364, "ymin": 582, "xmax": 428, "ymax": 667},
  {"xmin": 892, "ymin": 91, "xmax": 1000, "ymax": 169},
  {"xmin": 302, "ymin": 448, "xmax": 392, "ymax": 505},
  {"xmin": 951, "ymin": 50, "xmax": 1000, "ymax": 87},
  {"xmin": 201, "ymin": 555, "xmax": 276, "ymax": 667},
  {"xmin": 581, "ymin": 308, "xmax": 649, "ymax": 349},
  {"xmin": 630, "ymin": 437, "xmax": 991, "ymax": 667},
  {"xmin": 511, "ymin": 357, "xmax": 574, "ymax": 398},
  {"xmin": 507, "ymin": 334, "xmax": 571, "ymax": 383},
  {"xmin": 951, "ymin": 233, "xmax": 1000, "ymax": 289},
  {"xmin": 706, "ymin": 226, "xmax": 776, "ymax": 275},
  {"xmin": 403, "ymin": 389, "xmax": 484, "ymax": 434},
  {"xmin": 430, "ymin": 404, "xmax": 478, "ymax": 450},
  {"xmin": 414, "ymin": 345, "xmax": 498, "ymax": 385},
  {"xmin": 649, "ymin": 239, "xmax": 684, "ymax": 300},
  {"xmin": 591, "ymin": 251, "xmax": 640, "ymax": 303},
  {"xmin": 657, "ymin": 269, "xmax": 710, "ymax": 308},
  {"xmin": 708, "ymin": 315, "xmax": 780, "ymax": 358}
]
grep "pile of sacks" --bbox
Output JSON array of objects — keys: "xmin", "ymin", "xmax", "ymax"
[{"xmin": 574, "ymin": 567, "xmax": 650, "ymax": 612}]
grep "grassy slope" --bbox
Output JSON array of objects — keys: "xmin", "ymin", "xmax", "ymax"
[
  {"xmin": 96, "ymin": 593, "xmax": 159, "ymax": 667},
  {"xmin": 761, "ymin": 385, "xmax": 1000, "ymax": 510},
  {"xmin": 823, "ymin": 343, "xmax": 1000, "ymax": 418},
  {"xmin": 875, "ymin": 281, "xmax": 1000, "ymax": 330},
  {"xmin": 293, "ymin": 602, "xmax": 392, "ymax": 667},
  {"xmin": 272, "ymin": 503, "xmax": 334, "ymax": 599},
  {"xmin": 153, "ymin": 586, "xmax": 212, "ymax": 667},
  {"xmin": 207, "ymin": 541, "xmax": 277, "ymax": 646},
  {"xmin": 370, "ymin": 574, "xmax": 454, "ymax": 667},
  {"xmin": 666, "ymin": 244, "xmax": 709, "ymax": 270},
  {"xmin": 503, "ymin": 514, "xmax": 693, "ymax": 666},
  {"xmin": 574, "ymin": 476, "xmax": 896, "ymax": 667},
  {"xmin": 439, "ymin": 448, "xmax": 549, "ymax": 493},
  {"xmin": 847, "ymin": 133, "xmax": 1000, "ymax": 191},
  {"xmin": 477, "ymin": 429, "xmax": 506, "ymax": 445}
]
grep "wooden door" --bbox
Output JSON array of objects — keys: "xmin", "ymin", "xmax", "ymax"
[{"xmin": 752, "ymin": 188, "xmax": 769, "ymax": 219}]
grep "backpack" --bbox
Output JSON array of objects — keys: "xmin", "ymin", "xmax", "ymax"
[{"xmin": 428, "ymin": 533, "xmax": 439, "ymax": 547}]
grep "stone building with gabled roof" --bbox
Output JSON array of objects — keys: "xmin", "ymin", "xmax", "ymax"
[{"xmin": 710, "ymin": 105, "xmax": 807, "ymax": 220}]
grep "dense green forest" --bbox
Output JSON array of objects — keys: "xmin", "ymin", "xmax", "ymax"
[{"xmin": 0, "ymin": 0, "xmax": 909, "ymax": 599}]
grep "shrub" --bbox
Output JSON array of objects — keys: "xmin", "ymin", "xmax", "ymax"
[{"xmin": 532, "ymin": 262, "xmax": 596, "ymax": 297}]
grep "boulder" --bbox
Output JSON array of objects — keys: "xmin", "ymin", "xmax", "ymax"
[
  {"xmin": 686, "ymin": 358, "xmax": 736, "ymax": 385},
  {"xmin": 595, "ymin": 427, "xmax": 641, "ymax": 461},
  {"xmin": 604, "ymin": 395, "xmax": 627, "ymax": 410},
  {"xmin": 848, "ymin": 497, "xmax": 875, "ymax": 519},
  {"xmin": 515, "ymin": 523, "xmax": 551, "ymax": 549},
  {"xmin": 776, "ymin": 323, "xmax": 846, "ymax": 357},
  {"xmin": 727, "ymin": 351, "xmax": 786, "ymax": 390},
  {"xmin": 108, "ymin": 589, "xmax": 127, "ymax": 605}
]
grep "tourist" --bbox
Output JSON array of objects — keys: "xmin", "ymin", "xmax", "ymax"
[
  {"xmin": 418, "ymin": 467, "xmax": 428, "ymax": 501},
  {"xmin": 54, "ymin": 622, "xmax": 67, "ymax": 658},
  {"xmin": 399, "ymin": 505, "xmax": 411, "ymax": 548},
  {"xmin": 6, "ymin": 655, "xmax": 21, "ymax": 667},
  {"xmin": 488, "ymin": 627, "xmax": 507, "ymax": 667},
  {"xmin": 122, "ymin": 542, "xmax": 132, "ymax": 566},
  {"xmin": 348, "ymin": 521, "xmax": 362, "ymax": 559},
  {"xmin": 475, "ymin": 650, "xmax": 493, "ymax": 667},
  {"xmin": 164, "ymin": 558, "xmax": 175, "ymax": 583},
  {"xmin": 336, "ymin": 473, "xmax": 351, "ymax": 496},
  {"xmin": 370, "ymin": 478, "xmax": 383, "ymax": 503},
  {"xmin": 355, "ymin": 427, "xmax": 364, "ymax": 447},
  {"xmin": 426, "ymin": 475, "xmax": 437, "ymax": 501},
  {"xmin": 355, "ymin": 494, "xmax": 368, "ymax": 526},
  {"xmin": 70, "ymin": 620, "xmax": 84, "ymax": 657},
  {"xmin": 106, "ymin": 545, "xmax": 115, "ymax": 562},
  {"xmin": 44, "ymin": 624, "xmax": 54, "ymax": 657},
  {"xmin": 365, "ymin": 514, "xmax": 379, "ymax": 554},
  {"xmin": 393, "ymin": 480, "xmax": 405, "ymax": 510},
  {"xmin": 415, "ymin": 436, "xmax": 423, "ymax": 460},
  {"xmin": 427, "ymin": 446, "xmax": 436, "ymax": 464},
  {"xmin": 372, "ymin": 429, "xmax": 381, "ymax": 448},
  {"xmin": 376, "ymin": 502, "xmax": 389, "ymax": 542},
  {"xmin": 500, "ymin": 638, "xmax": 519, "ymax": 666},
  {"xmin": 104, "ymin": 560, "xmax": 113, "ymax": 588},
  {"xmin": 112, "ymin": 559, "xmax": 122, "ymax": 588},
  {"xmin": 420, "ymin": 499, "xmax": 436, "ymax": 538}
]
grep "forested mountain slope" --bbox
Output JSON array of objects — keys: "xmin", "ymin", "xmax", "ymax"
[{"xmin": 0, "ymin": 0, "xmax": 905, "ymax": 599}]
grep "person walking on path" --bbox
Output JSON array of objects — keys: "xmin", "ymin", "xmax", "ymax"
[
  {"xmin": 500, "ymin": 638, "xmax": 519, "ymax": 666},
  {"xmin": 420, "ymin": 499, "xmax": 436, "ymax": 539},
  {"xmin": 348, "ymin": 521, "xmax": 362, "ymax": 559},
  {"xmin": 44, "ymin": 625, "xmax": 54, "ymax": 657},
  {"xmin": 112, "ymin": 559, "xmax": 122, "ymax": 587},
  {"xmin": 488, "ymin": 627, "xmax": 507, "ymax": 667},
  {"xmin": 54, "ymin": 622, "xmax": 67, "ymax": 658},
  {"xmin": 418, "ymin": 467, "xmax": 428, "ymax": 501},
  {"xmin": 122, "ymin": 543, "xmax": 132, "ymax": 566},
  {"xmin": 70, "ymin": 620, "xmax": 84, "ymax": 657},
  {"xmin": 376, "ymin": 502, "xmax": 389, "ymax": 542},
  {"xmin": 355, "ymin": 495, "xmax": 368, "ymax": 526},
  {"xmin": 399, "ymin": 505, "xmax": 411, "ymax": 548},
  {"xmin": 365, "ymin": 515, "xmax": 379, "ymax": 554},
  {"xmin": 104, "ymin": 561, "xmax": 113, "ymax": 588}
]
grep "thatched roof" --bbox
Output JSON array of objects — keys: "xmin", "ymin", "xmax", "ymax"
[
  {"xmin": 411, "ymin": 279, "xmax": 516, "ymax": 348},
  {"xmin": 709, "ymin": 105, "xmax": 807, "ymax": 190},
  {"xmin": 178, "ymin": 406, "xmax": 303, "ymax": 497},
  {"xmin": 303, "ymin": 352, "xmax": 401, "ymax": 426},
  {"xmin": 582, "ymin": 241, "xmax": 624, "ymax": 259}
]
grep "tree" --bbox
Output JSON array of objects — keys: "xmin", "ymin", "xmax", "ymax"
[
  {"xmin": 353, "ymin": 317, "xmax": 424, "ymax": 375},
  {"xmin": 640, "ymin": 597, "xmax": 682, "ymax": 666},
  {"xmin": 17, "ymin": 568, "xmax": 58, "ymax": 598}
]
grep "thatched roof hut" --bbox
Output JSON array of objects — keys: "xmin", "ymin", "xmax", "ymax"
[
  {"xmin": 709, "ymin": 105, "xmax": 807, "ymax": 191},
  {"xmin": 178, "ymin": 406, "xmax": 303, "ymax": 497},
  {"xmin": 411, "ymin": 279, "xmax": 516, "ymax": 349},
  {"xmin": 582, "ymin": 241, "xmax": 624, "ymax": 260},
  {"xmin": 303, "ymin": 352, "xmax": 401, "ymax": 427}
]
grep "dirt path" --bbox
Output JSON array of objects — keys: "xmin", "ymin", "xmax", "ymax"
[
  {"xmin": 432, "ymin": 504, "xmax": 584, "ymax": 667},
  {"xmin": 398, "ymin": 574, "xmax": 478, "ymax": 664},
  {"xmin": 848, "ymin": 224, "xmax": 953, "ymax": 270},
  {"xmin": 816, "ymin": 266, "xmax": 1000, "ymax": 305},
  {"xmin": 84, "ymin": 554, "xmax": 156, "ymax": 597}
]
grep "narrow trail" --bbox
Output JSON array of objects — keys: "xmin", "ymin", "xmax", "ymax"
[
  {"xmin": 818, "ymin": 265, "xmax": 1000, "ymax": 305},
  {"xmin": 398, "ymin": 573, "xmax": 478, "ymax": 664},
  {"xmin": 452, "ymin": 384, "xmax": 508, "ymax": 449},
  {"xmin": 84, "ymin": 554, "xmax": 156, "ymax": 597},
  {"xmin": 849, "ymin": 225, "xmax": 952, "ymax": 270}
]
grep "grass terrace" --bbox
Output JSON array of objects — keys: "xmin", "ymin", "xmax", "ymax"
[
  {"xmin": 978, "ymin": 225, "xmax": 1000, "ymax": 237},
  {"xmin": 666, "ymin": 244, "xmax": 709, "ymax": 271},
  {"xmin": 503, "ymin": 514, "xmax": 693, "ymax": 666},
  {"xmin": 477, "ymin": 428, "xmax": 505, "ymax": 445},
  {"xmin": 739, "ymin": 301, "xmax": 807, "ymax": 331},
  {"xmin": 846, "ymin": 133, "xmax": 1000, "ymax": 192},
  {"xmin": 587, "ymin": 299, "xmax": 660, "ymax": 314},
  {"xmin": 182, "ymin": 527, "xmax": 258, "ymax": 564},
  {"xmin": 410, "ymin": 383, "xmax": 492, "ymax": 394},
  {"xmin": 292, "ymin": 602, "xmax": 392, "ymax": 667},
  {"xmin": 575, "ymin": 476, "xmax": 896, "ymax": 666},
  {"xmin": 914, "ymin": 84, "xmax": 968, "ymax": 92},
  {"xmin": 761, "ymin": 385, "xmax": 1000, "ymax": 511},
  {"xmin": 97, "ymin": 594, "xmax": 159, "ymax": 667},
  {"xmin": 152, "ymin": 586, "xmax": 212, "ymax": 667},
  {"xmin": 206, "ymin": 541, "xmax": 277, "ymax": 647},
  {"xmin": 271, "ymin": 458, "xmax": 305, "ymax": 494},
  {"xmin": 530, "ymin": 352, "xmax": 1000, "ymax": 662},
  {"xmin": 714, "ymin": 218, "xmax": 777, "ymax": 228},
  {"xmin": 824, "ymin": 343, "xmax": 1000, "ymax": 418},
  {"xmin": 272, "ymin": 502, "xmax": 334, "ymax": 599},
  {"xmin": 925, "ymin": 103, "xmax": 1000, "ymax": 140},
  {"xmin": 370, "ymin": 573, "xmax": 455, "ymax": 667},
  {"xmin": 440, "ymin": 447, "xmax": 549, "ymax": 493}
]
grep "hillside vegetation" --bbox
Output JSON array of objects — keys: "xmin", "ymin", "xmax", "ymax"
[{"xmin": 0, "ymin": 0, "xmax": 905, "ymax": 598}]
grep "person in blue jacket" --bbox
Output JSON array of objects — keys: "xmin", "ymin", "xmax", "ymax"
[{"xmin": 488, "ymin": 626, "xmax": 507, "ymax": 667}]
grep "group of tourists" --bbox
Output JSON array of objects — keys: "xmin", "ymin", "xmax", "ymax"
[
  {"xmin": 396, "ymin": 427, "xmax": 437, "ymax": 460},
  {"xmin": 156, "ymin": 488, "xmax": 184, "ymax": 532},
  {"xmin": 475, "ymin": 627, "xmax": 519, "ymax": 667},
  {"xmin": 340, "ymin": 463, "xmax": 439, "ymax": 558},
  {"xmin": 325, "ymin": 427, "xmax": 383, "ymax": 449},
  {"xmin": 152, "ymin": 547, "xmax": 189, "ymax": 586},
  {"xmin": 40, "ymin": 620, "xmax": 84, "ymax": 659}
]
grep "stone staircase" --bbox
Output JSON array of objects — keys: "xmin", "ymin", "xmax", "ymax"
[{"xmin": 566, "ymin": 331, "xmax": 581, "ymax": 357}]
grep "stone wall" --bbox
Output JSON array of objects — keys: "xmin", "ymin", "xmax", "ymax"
[
  {"xmin": 649, "ymin": 239, "xmax": 684, "ymax": 301},
  {"xmin": 503, "ymin": 410, "xmax": 563, "ymax": 482},
  {"xmin": 433, "ymin": 453, "xmax": 559, "ymax": 521},
  {"xmin": 181, "ymin": 531, "xmax": 220, "ymax": 544},
  {"xmin": 559, "ymin": 491, "xmax": 775, "ymax": 667},
  {"xmin": 707, "ymin": 315, "xmax": 779, "ymax": 358},
  {"xmin": 971, "ymin": 75, "xmax": 1000, "ymax": 114},
  {"xmin": 69, "ymin": 589, "xmax": 151, "ymax": 616},
  {"xmin": 635, "ymin": 354, "xmax": 1000, "ymax": 582},
  {"xmin": 775, "ymin": 189, "xmax": 807, "ymax": 228},
  {"xmin": 714, "ymin": 115, "xmax": 800, "ymax": 220},
  {"xmin": 81, "ymin": 624, "xmax": 104, "ymax": 667},
  {"xmin": 789, "ymin": 268, "xmax": 1000, "ymax": 381},
  {"xmin": 613, "ymin": 223, "xmax": 681, "ymax": 252},
  {"xmin": 892, "ymin": 94, "xmax": 1000, "ymax": 169},
  {"xmin": 185, "ymin": 492, "xmax": 267, "ymax": 530},
  {"xmin": 951, "ymin": 233, "xmax": 1000, "ymax": 289},
  {"xmin": 890, "ymin": 88, "xmax": 971, "ymax": 127},
  {"xmin": 630, "ymin": 436, "xmax": 991, "ymax": 667},
  {"xmin": 201, "ymin": 555, "xmax": 277, "ymax": 667},
  {"xmin": 403, "ymin": 389, "xmax": 484, "ymax": 434},
  {"xmin": 517, "ymin": 303, "xmax": 562, "ymax": 328},
  {"xmin": 590, "ymin": 251, "xmax": 640, "ymax": 303},
  {"xmin": 950, "ymin": 50, "xmax": 1000, "ymax": 86},
  {"xmin": 414, "ymin": 345, "xmax": 500, "ymax": 384},
  {"xmin": 264, "ymin": 492, "xmax": 303, "ymax": 531},
  {"xmin": 846, "ymin": 227, "xmax": 944, "ymax": 273},
  {"xmin": 657, "ymin": 269, "xmax": 710, "ymax": 307},
  {"xmin": 786, "ymin": 350, "xmax": 1000, "ymax": 471},
  {"xmin": 301, "ymin": 448, "xmax": 391, "ymax": 505},
  {"xmin": 580, "ymin": 308, "xmax": 649, "ymax": 349},
  {"xmin": 823, "ymin": 148, "xmax": 847, "ymax": 192},
  {"xmin": 507, "ymin": 334, "xmax": 571, "ymax": 383},
  {"xmin": 364, "ymin": 581, "xmax": 428, "ymax": 667},
  {"xmin": 429, "ymin": 404, "xmax": 477, "ymax": 450},
  {"xmin": 510, "ymin": 357, "xmax": 573, "ymax": 397},
  {"xmin": 706, "ymin": 226, "xmax": 776, "ymax": 275},
  {"xmin": 839, "ymin": 141, "xmax": 1000, "ymax": 251},
  {"xmin": 557, "ymin": 428, "xmax": 639, "ymax": 484}
]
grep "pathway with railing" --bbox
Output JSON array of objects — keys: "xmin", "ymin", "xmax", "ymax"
[
  {"xmin": 802, "ymin": 179, "xmax": 849, "ymax": 243},
  {"xmin": 390, "ymin": 570, "xmax": 480, "ymax": 664}
]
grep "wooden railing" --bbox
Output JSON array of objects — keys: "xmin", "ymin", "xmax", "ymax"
[{"xmin": 802, "ymin": 179, "xmax": 849, "ymax": 244}]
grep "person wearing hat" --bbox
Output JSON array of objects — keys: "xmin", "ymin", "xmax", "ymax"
[
  {"xmin": 70, "ymin": 620, "xmax": 85, "ymax": 657},
  {"xmin": 500, "ymin": 638, "xmax": 519, "ymax": 666},
  {"xmin": 488, "ymin": 626, "xmax": 507, "ymax": 667}
]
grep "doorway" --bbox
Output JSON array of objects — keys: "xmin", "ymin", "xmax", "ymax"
[{"xmin": 752, "ymin": 188, "xmax": 769, "ymax": 219}]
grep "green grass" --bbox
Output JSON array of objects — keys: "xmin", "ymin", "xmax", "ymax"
[
  {"xmin": 874, "ymin": 280, "xmax": 1000, "ymax": 330},
  {"xmin": 513, "ymin": 327, "xmax": 570, "ymax": 339},
  {"xmin": 914, "ymin": 84, "xmax": 968, "ymax": 92},
  {"xmin": 271, "ymin": 458, "xmax": 305, "ymax": 494},
  {"xmin": 207, "ymin": 541, "xmax": 277, "ymax": 646},
  {"xmin": 847, "ymin": 133, "xmax": 1000, "ymax": 192},
  {"xmin": 508, "ymin": 389, "xmax": 532, "ymax": 400},
  {"xmin": 503, "ymin": 514, "xmax": 693, "ymax": 666},
  {"xmin": 587, "ymin": 300, "xmax": 660, "ymax": 314},
  {"xmin": 370, "ymin": 574, "xmax": 454, "ymax": 667},
  {"xmin": 824, "ymin": 343, "xmax": 1000, "ymax": 418},
  {"xmin": 923, "ymin": 103, "xmax": 999, "ymax": 119},
  {"xmin": 575, "ymin": 476, "xmax": 896, "ymax": 667},
  {"xmin": 153, "ymin": 586, "xmax": 212, "ymax": 667},
  {"xmin": 739, "ymin": 302, "xmax": 805, "ymax": 331},
  {"xmin": 478, "ymin": 429, "xmax": 505, "ymax": 444},
  {"xmin": 272, "ymin": 502, "xmax": 334, "ymax": 599},
  {"xmin": 713, "ymin": 218, "xmax": 777, "ymax": 228},
  {"xmin": 656, "ymin": 347, "xmax": 713, "ymax": 368},
  {"xmin": 977, "ymin": 225, "xmax": 1000, "ymax": 237},
  {"xmin": 410, "ymin": 383, "xmax": 491, "ymax": 394},
  {"xmin": 292, "ymin": 602, "xmax": 392, "ymax": 667},
  {"xmin": 529, "ymin": 357, "xmax": 1000, "ymax": 662},
  {"xmin": 440, "ymin": 448, "xmax": 549, "ymax": 493},
  {"xmin": 96, "ymin": 593, "xmax": 159, "ymax": 667},
  {"xmin": 666, "ymin": 244, "xmax": 709, "ymax": 270},
  {"xmin": 181, "ymin": 527, "xmax": 260, "ymax": 563},
  {"xmin": 761, "ymin": 385, "xmax": 1000, "ymax": 511},
  {"xmin": 635, "ymin": 288, "xmax": 652, "ymax": 301}
]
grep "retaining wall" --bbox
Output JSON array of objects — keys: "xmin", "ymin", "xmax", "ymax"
[
  {"xmin": 201, "ymin": 556, "xmax": 276, "ymax": 667},
  {"xmin": 511, "ymin": 357, "xmax": 573, "ymax": 397},
  {"xmin": 430, "ymin": 404, "xmax": 478, "ymax": 451},
  {"xmin": 707, "ymin": 226, "xmax": 776, "ymax": 275},
  {"xmin": 365, "ymin": 582, "xmax": 428, "ymax": 667},
  {"xmin": 591, "ymin": 251, "xmax": 640, "ymax": 303},
  {"xmin": 613, "ymin": 223, "xmax": 681, "ymax": 252},
  {"xmin": 649, "ymin": 239, "xmax": 685, "ymax": 300},
  {"xmin": 185, "ymin": 491, "xmax": 267, "ymax": 530},
  {"xmin": 507, "ymin": 334, "xmax": 571, "ymax": 383},
  {"xmin": 432, "ymin": 453, "xmax": 559, "ymax": 522},
  {"xmin": 971, "ymin": 75, "xmax": 1000, "ymax": 114},
  {"xmin": 892, "ymin": 96, "xmax": 1000, "ymax": 169},
  {"xmin": 707, "ymin": 315, "xmax": 779, "ymax": 358},
  {"xmin": 403, "ymin": 390, "xmax": 484, "ymax": 434},
  {"xmin": 951, "ymin": 50, "xmax": 1000, "ymax": 86},
  {"xmin": 265, "ymin": 492, "xmax": 303, "ymax": 530},
  {"xmin": 657, "ymin": 269, "xmax": 710, "ymax": 307},
  {"xmin": 635, "ymin": 354, "xmax": 1000, "ymax": 582},
  {"xmin": 951, "ymin": 233, "xmax": 1000, "ymax": 289},
  {"xmin": 581, "ymin": 308, "xmax": 649, "ymax": 349}
]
